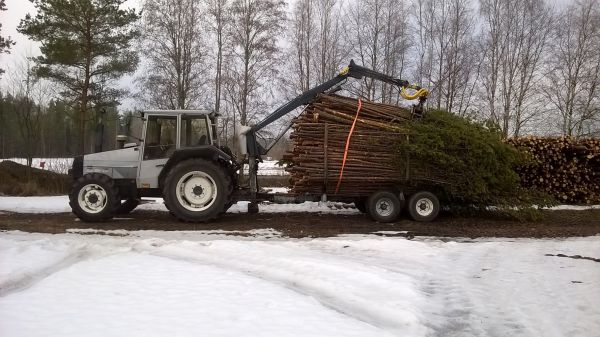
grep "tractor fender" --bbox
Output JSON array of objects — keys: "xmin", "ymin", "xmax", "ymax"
[{"xmin": 158, "ymin": 146, "xmax": 234, "ymax": 188}]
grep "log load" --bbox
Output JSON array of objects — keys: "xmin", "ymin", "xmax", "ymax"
[
  {"xmin": 285, "ymin": 94, "xmax": 600, "ymax": 205},
  {"xmin": 283, "ymin": 94, "xmax": 444, "ymax": 197},
  {"xmin": 507, "ymin": 137, "xmax": 600, "ymax": 204}
]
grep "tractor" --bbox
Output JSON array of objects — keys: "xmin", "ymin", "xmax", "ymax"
[{"xmin": 69, "ymin": 60, "xmax": 434, "ymax": 223}]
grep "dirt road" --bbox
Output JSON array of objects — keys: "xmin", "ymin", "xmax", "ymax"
[{"xmin": 1, "ymin": 209, "xmax": 599, "ymax": 238}]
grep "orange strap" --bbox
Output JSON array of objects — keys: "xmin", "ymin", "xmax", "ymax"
[{"xmin": 335, "ymin": 99, "xmax": 362, "ymax": 194}]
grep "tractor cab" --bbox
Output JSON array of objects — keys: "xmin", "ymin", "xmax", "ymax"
[
  {"xmin": 73, "ymin": 110, "xmax": 220, "ymax": 191},
  {"xmin": 140, "ymin": 110, "xmax": 216, "ymax": 160}
]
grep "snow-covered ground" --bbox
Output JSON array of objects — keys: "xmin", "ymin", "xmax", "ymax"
[
  {"xmin": 1, "ymin": 195, "xmax": 598, "ymax": 215},
  {"xmin": 0, "ymin": 194, "xmax": 360, "ymax": 215},
  {"xmin": 0, "ymin": 230, "xmax": 598, "ymax": 337}
]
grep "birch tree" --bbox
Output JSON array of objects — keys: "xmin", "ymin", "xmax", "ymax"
[
  {"xmin": 207, "ymin": 0, "xmax": 233, "ymax": 144},
  {"xmin": 226, "ymin": 0, "xmax": 286, "ymax": 126},
  {"xmin": 138, "ymin": 0, "xmax": 208, "ymax": 109},
  {"xmin": 348, "ymin": 0, "xmax": 410, "ymax": 102},
  {"xmin": 479, "ymin": 0, "xmax": 553, "ymax": 137},
  {"xmin": 288, "ymin": 0, "xmax": 345, "ymax": 93},
  {"xmin": 413, "ymin": 0, "xmax": 478, "ymax": 114},
  {"xmin": 542, "ymin": 0, "xmax": 600, "ymax": 137},
  {"xmin": 289, "ymin": 0, "xmax": 315, "ymax": 92}
]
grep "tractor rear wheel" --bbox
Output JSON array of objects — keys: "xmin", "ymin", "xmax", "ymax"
[
  {"xmin": 69, "ymin": 173, "xmax": 120, "ymax": 222},
  {"xmin": 163, "ymin": 159, "xmax": 231, "ymax": 222}
]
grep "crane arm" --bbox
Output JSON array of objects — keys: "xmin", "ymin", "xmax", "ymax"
[
  {"xmin": 252, "ymin": 60, "xmax": 425, "ymax": 133},
  {"xmin": 245, "ymin": 60, "xmax": 428, "ymax": 156}
]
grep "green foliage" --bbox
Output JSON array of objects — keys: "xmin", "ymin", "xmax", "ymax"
[
  {"xmin": 0, "ymin": 0, "xmax": 16, "ymax": 76},
  {"xmin": 17, "ymin": 0, "xmax": 140, "ymax": 153},
  {"xmin": 18, "ymin": 0, "xmax": 140, "ymax": 91},
  {"xmin": 446, "ymin": 204, "xmax": 546, "ymax": 222},
  {"xmin": 399, "ymin": 109, "xmax": 552, "ymax": 207}
]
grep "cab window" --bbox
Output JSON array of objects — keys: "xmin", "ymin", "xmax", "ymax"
[
  {"xmin": 144, "ymin": 116, "xmax": 177, "ymax": 160},
  {"xmin": 181, "ymin": 115, "xmax": 210, "ymax": 147}
]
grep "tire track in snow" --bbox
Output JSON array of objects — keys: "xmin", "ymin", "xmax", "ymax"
[
  {"xmin": 0, "ymin": 247, "xmax": 91, "ymax": 297},
  {"xmin": 421, "ymin": 244, "xmax": 541, "ymax": 337},
  {"xmin": 302, "ymin": 240, "xmax": 482, "ymax": 336},
  {"xmin": 137, "ymin": 242, "xmax": 429, "ymax": 336}
]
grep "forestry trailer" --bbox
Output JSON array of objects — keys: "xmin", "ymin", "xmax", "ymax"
[{"xmin": 69, "ymin": 60, "xmax": 434, "ymax": 223}]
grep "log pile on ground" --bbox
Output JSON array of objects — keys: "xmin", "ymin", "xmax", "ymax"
[
  {"xmin": 284, "ymin": 94, "xmax": 417, "ymax": 197},
  {"xmin": 507, "ymin": 137, "xmax": 600, "ymax": 204}
]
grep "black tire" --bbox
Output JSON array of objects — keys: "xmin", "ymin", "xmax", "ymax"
[
  {"xmin": 115, "ymin": 198, "xmax": 140, "ymax": 215},
  {"xmin": 69, "ymin": 173, "xmax": 120, "ymax": 222},
  {"xmin": 354, "ymin": 199, "xmax": 367, "ymax": 213},
  {"xmin": 163, "ymin": 158, "xmax": 231, "ymax": 222},
  {"xmin": 367, "ymin": 191, "xmax": 401, "ymax": 223},
  {"xmin": 407, "ymin": 191, "xmax": 440, "ymax": 222}
]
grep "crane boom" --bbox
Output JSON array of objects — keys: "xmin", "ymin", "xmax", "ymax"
[{"xmin": 246, "ymin": 60, "xmax": 426, "ymax": 156}]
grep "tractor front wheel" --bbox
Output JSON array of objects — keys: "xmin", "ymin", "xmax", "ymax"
[{"xmin": 69, "ymin": 173, "xmax": 120, "ymax": 222}]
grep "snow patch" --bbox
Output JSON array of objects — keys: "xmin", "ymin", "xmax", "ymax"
[
  {"xmin": 0, "ymin": 196, "xmax": 360, "ymax": 215},
  {"xmin": 1, "ymin": 232, "xmax": 599, "ymax": 336},
  {"xmin": 66, "ymin": 228, "xmax": 283, "ymax": 240},
  {"xmin": 0, "ymin": 196, "xmax": 71, "ymax": 213},
  {"xmin": 546, "ymin": 205, "xmax": 600, "ymax": 210}
]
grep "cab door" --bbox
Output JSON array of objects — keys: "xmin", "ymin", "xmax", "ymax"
[{"xmin": 137, "ymin": 115, "xmax": 178, "ymax": 188}]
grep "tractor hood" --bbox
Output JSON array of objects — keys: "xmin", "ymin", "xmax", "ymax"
[{"xmin": 78, "ymin": 146, "xmax": 141, "ymax": 180}]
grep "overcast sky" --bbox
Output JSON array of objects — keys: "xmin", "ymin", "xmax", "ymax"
[
  {"xmin": 0, "ymin": 0, "xmax": 573, "ymax": 104},
  {"xmin": 0, "ymin": 0, "xmax": 142, "ymax": 106},
  {"xmin": 1, "ymin": 0, "xmax": 141, "ymax": 65}
]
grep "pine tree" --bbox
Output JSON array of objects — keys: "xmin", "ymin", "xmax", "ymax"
[
  {"xmin": 0, "ymin": 0, "xmax": 15, "ymax": 77},
  {"xmin": 18, "ymin": 0, "xmax": 140, "ymax": 154}
]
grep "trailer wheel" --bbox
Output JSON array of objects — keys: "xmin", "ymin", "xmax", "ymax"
[
  {"xmin": 407, "ymin": 191, "xmax": 440, "ymax": 222},
  {"xmin": 163, "ymin": 159, "xmax": 231, "ymax": 222},
  {"xmin": 69, "ymin": 173, "xmax": 120, "ymax": 222},
  {"xmin": 115, "ymin": 198, "xmax": 140, "ymax": 215},
  {"xmin": 367, "ymin": 191, "xmax": 401, "ymax": 223}
]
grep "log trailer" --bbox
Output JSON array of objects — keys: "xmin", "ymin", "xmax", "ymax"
[{"xmin": 69, "ymin": 60, "xmax": 436, "ymax": 223}]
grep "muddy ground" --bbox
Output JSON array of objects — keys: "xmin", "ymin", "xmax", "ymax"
[{"xmin": 1, "ymin": 209, "xmax": 599, "ymax": 238}]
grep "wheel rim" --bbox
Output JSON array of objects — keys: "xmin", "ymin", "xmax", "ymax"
[
  {"xmin": 176, "ymin": 171, "xmax": 218, "ymax": 212},
  {"xmin": 78, "ymin": 184, "xmax": 108, "ymax": 214},
  {"xmin": 415, "ymin": 198, "xmax": 434, "ymax": 217},
  {"xmin": 375, "ymin": 197, "xmax": 394, "ymax": 217}
]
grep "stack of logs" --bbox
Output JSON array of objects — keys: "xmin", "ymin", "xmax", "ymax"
[
  {"xmin": 284, "ymin": 94, "xmax": 415, "ymax": 197},
  {"xmin": 507, "ymin": 137, "xmax": 600, "ymax": 204}
]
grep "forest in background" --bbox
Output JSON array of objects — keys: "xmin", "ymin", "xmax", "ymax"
[{"xmin": 0, "ymin": 0, "xmax": 598, "ymax": 163}]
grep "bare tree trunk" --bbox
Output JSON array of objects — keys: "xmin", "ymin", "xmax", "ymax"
[
  {"xmin": 542, "ymin": 0, "xmax": 600, "ymax": 137},
  {"xmin": 138, "ymin": 0, "xmax": 208, "ymax": 110},
  {"xmin": 348, "ymin": 0, "xmax": 409, "ymax": 102},
  {"xmin": 227, "ymin": 0, "xmax": 285, "ymax": 128}
]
